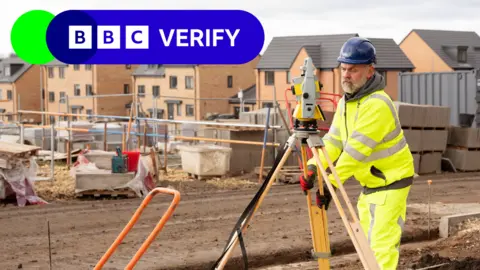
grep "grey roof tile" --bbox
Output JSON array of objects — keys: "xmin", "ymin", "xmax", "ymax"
[
  {"xmin": 412, "ymin": 29, "xmax": 480, "ymax": 69},
  {"xmin": 229, "ymin": 84, "xmax": 256, "ymax": 104},
  {"xmin": 367, "ymin": 38, "xmax": 415, "ymax": 69},
  {"xmin": 0, "ymin": 57, "xmax": 32, "ymax": 83},
  {"xmin": 257, "ymin": 33, "xmax": 414, "ymax": 70},
  {"xmin": 133, "ymin": 64, "xmax": 196, "ymax": 77}
]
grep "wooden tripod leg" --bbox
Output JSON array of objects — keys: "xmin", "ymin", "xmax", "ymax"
[
  {"xmin": 306, "ymin": 136, "xmax": 380, "ymax": 270},
  {"xmin": 300, "ymin": 144, "xmax": 330, "ymax": 269},
  {"xmin": 215, "ymin": 141, "xmax": 295, "ymax": 270}
]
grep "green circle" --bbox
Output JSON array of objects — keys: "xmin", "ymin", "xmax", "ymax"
[{"xmin": 11, "ymin": 10, "xmax": 55, "ymax": 64}]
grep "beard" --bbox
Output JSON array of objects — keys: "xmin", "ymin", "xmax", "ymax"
[{"xmin": 342, "ymin": 76, "xmax": 368, "ymax": 94}]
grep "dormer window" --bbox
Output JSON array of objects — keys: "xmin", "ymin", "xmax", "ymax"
[
  {"xmin": 457, "ymin": 46, "xmax": 468, "ymax": 63},
  {"xmin": 4, "ymin": 66, "xmax": 10, "ymax": 76}
]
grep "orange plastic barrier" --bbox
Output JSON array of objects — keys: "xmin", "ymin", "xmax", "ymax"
[{"xmin": 94, "ymin": 187, "xmax": 181, "ymax": 270}]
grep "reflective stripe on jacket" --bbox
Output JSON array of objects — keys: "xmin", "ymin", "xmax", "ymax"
[{"xmin": 307, "ymin": 89, "xmax": 415, "ymax": 189}]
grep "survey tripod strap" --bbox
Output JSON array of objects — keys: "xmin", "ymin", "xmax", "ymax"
[
  {"xmin": 210, "ymin": 136, "xmax": 294, "ymax": 270},
  {"xmin": 306, "ymin": 135, "xmax": 381, "ymax": 270}
]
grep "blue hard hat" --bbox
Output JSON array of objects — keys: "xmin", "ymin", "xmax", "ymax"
[{"xmin": 337, "ymin": 37, "xmax": 376, "ymax": 65}]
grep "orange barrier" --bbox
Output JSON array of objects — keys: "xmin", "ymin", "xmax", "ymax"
[{"xmin": 94, "ymin": 187, "xmax": 181, "ymax": 270}]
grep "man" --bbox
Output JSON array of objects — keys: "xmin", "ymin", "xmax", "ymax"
[{"xmin": 299, "ymin": 37, "xmax": 415, "ymax": 269}]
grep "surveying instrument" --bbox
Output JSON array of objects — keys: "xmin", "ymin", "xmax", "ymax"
[{"xmin": 210, "ymin": 57, "xmax": 380, "ymax": 270}]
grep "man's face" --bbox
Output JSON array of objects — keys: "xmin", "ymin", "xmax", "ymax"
[{"xmin": 340, "ymin": 63, "xmax": 374, "ymax": 94}]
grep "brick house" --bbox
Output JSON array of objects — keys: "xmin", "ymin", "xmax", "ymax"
[
  {"xmin": 0, "ymin": 56, "xmax": 41, "ymax": 123},
  {"xmin": 399, "ymin": 29, "xmax": 480, "ymax": 72},
  {"xmin": 42, "ymin": 60, "xmax": 139, "ymax": 123},
  {"xmin": 132, "ymin": 55, "xmax": 260, "ymax": 120},
  {"xmin": 255, "ymin": 34, "xmax": 415, "ymax": 112}
]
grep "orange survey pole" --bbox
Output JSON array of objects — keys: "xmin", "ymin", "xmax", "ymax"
[{"xmin": 94, "ymin": 187, "xmax": 181, "ymax": 270}]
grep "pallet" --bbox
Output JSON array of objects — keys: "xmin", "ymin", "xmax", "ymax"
[
  {"xmin": 254, "ymin": 165, "xmax": 303, "ymax": 184},
  {"xmin": 75, "ymin": 188, "xmax": 136, "ymax": 199}
]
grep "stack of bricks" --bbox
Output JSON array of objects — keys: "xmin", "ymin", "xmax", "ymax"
[
  {"xmin": 394, "ymin": 102, "xmax": 450, "ymax": 175},
  {"xmin": 443, "ymin": 127, "xmax": 480, "ymax": 172}
]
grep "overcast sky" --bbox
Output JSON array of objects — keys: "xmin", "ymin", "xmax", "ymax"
[{"xmin": 3, "ymin": 0, "xmax": 480, "ymax": 57}]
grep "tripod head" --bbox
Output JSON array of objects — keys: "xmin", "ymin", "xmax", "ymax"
[{"xmin": 290, "ymin": 57, "xmax": 326, "ymax": 133}]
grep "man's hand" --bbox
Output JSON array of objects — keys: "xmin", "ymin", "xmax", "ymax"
[
  {"xmin": 316, "ymin": 184, "xmax": 333, "ymax": 210},
  {"xmin": 299, "ymin": 168, "xmax": 316, "ymax": 193}
]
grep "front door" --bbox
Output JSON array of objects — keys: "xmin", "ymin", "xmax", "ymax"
[{"xmin": 167, "ymin": 103, "xmax": 174, "ymax": 119}]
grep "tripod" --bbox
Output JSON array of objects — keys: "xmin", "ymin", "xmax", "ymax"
[{"xmin": 210, "ymin": 57, "xmax": 380, "ymax": 270}]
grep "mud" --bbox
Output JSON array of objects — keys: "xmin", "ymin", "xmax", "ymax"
[
  {"xmin": 411, "ymin": 254, "xmax": 480, "ymax": 270},
  {"xmin": 1, "ymin": 172, "xmax": 480, "ymax": 270}
]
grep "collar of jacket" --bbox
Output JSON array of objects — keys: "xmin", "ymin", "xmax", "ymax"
[{"xmin": 343, "ymin": 71, "xmax": 386, "ymax": 103}]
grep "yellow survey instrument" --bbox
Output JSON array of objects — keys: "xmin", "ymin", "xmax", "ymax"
[{"xmin": 211, "ymin": 57, "xmax": 380, "ymax": 270}]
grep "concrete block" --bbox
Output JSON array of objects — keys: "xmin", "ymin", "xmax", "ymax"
[
  {"xmin": 412, "ymin": 153, "xmax": 420, "ymax": 173},
  {"xmin": 443, "ymin": 148, "xmax": 480, "ymax": 171},
  {"xmin": 439, "ymin": 211, "xmax": 480, "ymax": 238},
  {"xmin": 424, "ymin": 105, "xmax": 451, "ymax": 128},
  {"xmin": 403, "ymin": 129, "xmax": 422, "ymax": 152},
  {"xmin": 394, "ymin": 102, "xmax": 425, "ymax": 128},
  {"xmin": 421, "ymin": 129, "xmax": 448, "ymax": 152},
  {"xmin": 83, "ymin": 150, "xmax": 116, "ymax": 170},
  {"xmin": 419, "ymin": 152, "xmax": 442, "ymax": 174},
  {"xmin": 448, "ymin": 127, "xmax": 480, "ymax": 148},
  {"xmin": 75, "ymin": 170, "xmax": 135, "ymax": 191}
]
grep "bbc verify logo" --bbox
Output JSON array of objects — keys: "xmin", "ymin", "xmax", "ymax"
[
  {"xmin": 69, "ymin": 26, "xmax": 149, "ymax": 49},
  {"xmin": 69, "ymin": 25, "xmax": 241, "ymax": 50},
  {"xmin": 39, "ymin": 9, "xmax": 264, "ymax": 64}
]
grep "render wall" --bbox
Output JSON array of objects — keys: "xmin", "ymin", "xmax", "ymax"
[
  {"xmin": 198, "ymin": 56, "xmax": 260, "ymax": 119},
  {"xmin": 96, "ymin": 64, "xmax": 138, "ymax": 116}
]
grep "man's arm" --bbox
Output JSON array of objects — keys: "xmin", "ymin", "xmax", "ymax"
[{"xmin": 328, "ymin": 98, "xmax": 395, "ymax": 188}]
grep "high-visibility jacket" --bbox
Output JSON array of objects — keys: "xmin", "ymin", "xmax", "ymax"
[{"xmin": 307, "ymin": 89, "xmax": 414, "ymax": 189}]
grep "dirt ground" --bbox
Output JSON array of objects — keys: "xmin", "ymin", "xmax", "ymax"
[{"xmin": 1, "ymin": 167, "xmax": 480, "ymax": 270}]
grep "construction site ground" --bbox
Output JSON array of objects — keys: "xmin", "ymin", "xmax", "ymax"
[{"xmin": 2, "ymin": 167, "xmax": 480, "ymax": 270}]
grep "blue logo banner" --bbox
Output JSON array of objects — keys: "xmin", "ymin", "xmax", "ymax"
[{"xmin": 46, "ymin": 10, "xmax": 265, "ymax": 64}]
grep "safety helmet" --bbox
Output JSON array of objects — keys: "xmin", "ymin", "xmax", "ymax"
[{"xmin": 337, "ymin": 37, "xmax": 377, "ymax": 65}]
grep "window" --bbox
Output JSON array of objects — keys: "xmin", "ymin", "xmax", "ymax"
[
  {"xmin": 48, "ymin": 92, "xmax": 55, "ymax": 102},
  {"xmin": 48, "ymin": 67, "xmax": 54, "ymax": 78},
  {"xmin": 170, "ymin": 76, "xmax": 177, "ymax": 89},
  {"xmin": 185, "ymin": 76, "xmax": 194, "ymax": 89},
  {"xmin": 152, "ymin": 85, "xmax": 160, "ymax": 97},
  {"xmin": 73, "ymin": 65, "xmax": 80, "ymax": 70},
  {"xmin": 262, "ymin": 102, "xmax": 273, "ymax": 108},
  {"xmin": 4, "ymin": 66, "xmax": 10, "ymax": 77},
  {"xmin": 125, "ymin": 65, "xmax": 131, "ymax": 69},
  {"xmin": 86, "ymin": 109, "xmax": 93, "ymax": 119},
  {"xmin": 227, "ymin": 75, "xmax": 233, "ymax": 88},
  {"xmin": 265, "ymin": 71, "xmax": 274, "ymax": 85},
  {"xmin": 147, "ymin": 64, "xmax": 156, "ymax": 69},
  {"xmin": 59, "ymin": 67, "xmax": 65, "ymax": 78},
  {"xmin": 86, "ymin": 84, "xmax": 93, "ymax": 95},
  {"xmin": 185, "ymin": 104, "xmax": 194, "ymax": 116},
  {"xmin": 176, "ymin": 103, "xmax": 181, "ymax": 116},
  {"xmin": 85, "ymin": 65, "xmax": 92, "ymax": 70},
  {"xmin": 137, "ymin": 85, "xmax": 145, "ymax": 97},
  {"xmin": 123, "ymin": 84, "xmax": 130, "ymax": 94},
  {"xmin": 0, "ymin": 89, "xmax": 3, "ymax": 100},
  {"xmin": 71, "ymin": 108, "xmax": 78, "ymax": 121},
  {"xmin": 286, "ymin": 71, "xmax": 291, "ymax": 83},
  {"xmin": 59, "ymin": 92, "xmax": 66, "ymax": 103},
  {"xmin": 458, "ymin": 48, "xmax": 468, "ymax": 63},
  {"xmin": 74, "ymin": 84, "xmax": 81, "ymax": 96},
  {"xmin": 7, "ymin": 90, "xmax": 12, "ymax": 100}
]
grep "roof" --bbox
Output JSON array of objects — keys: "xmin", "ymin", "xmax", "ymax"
[
  {"xmin": 407, "ymin": 29, "xmax": 480, "ymax": 69},
  {"xmin": 229, "ymin": 84, "xmax": 256, "ymax": 104},
  {"xmin": 0, "ymin": 56, "xmax": 32, "ymax": 83},
  {"xmin": 44, "ymin": 59, "xmax": 68, "ymax": 67},
  {"xmin": 133, "ymin": 64, "xmax": 196, "ymax": 77},
  {"xmin": 256, "ymin": 33, "xmax": 415, "ymax": 70}
]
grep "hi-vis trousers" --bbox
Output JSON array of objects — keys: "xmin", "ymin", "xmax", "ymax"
[{"xmin": 357, "ymin": 186, "xmax": 411, "ymax": 270}]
